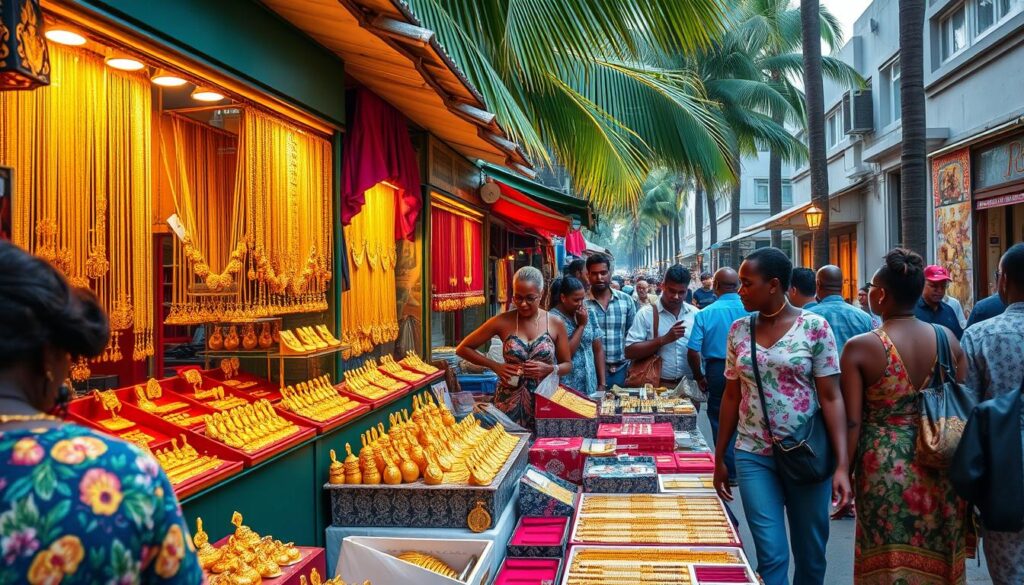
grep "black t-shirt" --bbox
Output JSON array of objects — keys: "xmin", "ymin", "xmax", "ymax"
[{"xmin": 693, "ymin": 288, "xmax": 717, "ymax": 309}]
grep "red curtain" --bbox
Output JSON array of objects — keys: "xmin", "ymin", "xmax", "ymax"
[
  {"xmin": 431, "ymin": 206, "xmax": 484, "ymax": 311},
  {"xmin": 340, "ymin": 88, "xmax": 422, "ymax": 241}
]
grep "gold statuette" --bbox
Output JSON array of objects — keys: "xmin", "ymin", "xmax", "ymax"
[{"xmin": 92, "ymin": 389, "xmax": 135, "ymax": 431}]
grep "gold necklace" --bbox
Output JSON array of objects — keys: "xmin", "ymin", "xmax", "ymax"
[
  {"xmin": 0, "ymin": 413, "xmax": 61, "ymax": 424},
  {"xmin": 761, "ymin": 301, "xmax": 789, "ymax": 319}
]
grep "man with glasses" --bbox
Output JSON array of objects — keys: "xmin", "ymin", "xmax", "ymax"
[{"xmin": 585, "ymin": 253, "xmax": 637, "ymax": 387}]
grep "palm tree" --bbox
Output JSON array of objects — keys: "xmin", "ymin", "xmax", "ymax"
[
  {"xmin": 404, "ymin": 0, "xmax": 735, "ymax": 212},
  {"xmin": 732, "ymin": 0, "xmax": 857, "ymax": 249},
  {"xmin": 801, "ymin": 0, "xmax": 830, "ymax": 268},
  {"xmin": 900, "ymin": 0, "xmax": 927, "ymax": 255}
]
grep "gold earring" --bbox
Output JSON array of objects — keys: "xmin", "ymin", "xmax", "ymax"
[{"xmin": 45, "ymin": 371, "xmax": 54, "ymax": 382}]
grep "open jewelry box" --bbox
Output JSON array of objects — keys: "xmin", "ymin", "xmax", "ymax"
[
  {"xmin": 559, "ymin": 545, "xmax": 757, "ymax": 585},
  {"xmin": 518, "ymin": 466, "xmax": 580, "ymax": 518},
  {"xmin": 658, "ymin": 473, "xmax": 717, "ymax": 495},
  {"xmin": 675, "ymin": 452, "xmax": 717, "ymax": 474},
  {"xmin": 337, "ymin": 536, "xmax": 494, "ymax": 585},
  {"xmin": 535, "ymin": 385, "xmax": 599, "ymax": 439},
  {"xmin": 568, "ymin": 493, "xmax": 740, "ymax": 547},
  {"xmin": 494, "ymin": 557, "xmax": 562, "ymax": 585},
  {"xmin": 582, "ymin": 455, "xmax": 659, "ymax": 494},
  {"xmin": 506, "ymin": 516, "xmax": 570, "ymax": 558}
]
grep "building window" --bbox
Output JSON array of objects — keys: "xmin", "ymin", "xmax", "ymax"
[
  {"xmin": 755, "ymin": 180, "xmax": 793, "ymax": 207},
  {"xmin": 826, "ymin": 108, "xmax": 844, "ymax": 149},
  {"xmin": 977, "ymin": 0, "xmax": 1022, "ymax": 34},
  {"xmin": 885, "ymin": 60, "xmax": 901, "ymax": 124},
  {"xmin": 941, "ymin": 4, "xmax": 968, "ymax": 62}
]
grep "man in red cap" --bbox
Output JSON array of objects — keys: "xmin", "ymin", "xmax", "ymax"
[{"xmin": 914, "ymin": 264, "xmax": 964, "ymax": 339}]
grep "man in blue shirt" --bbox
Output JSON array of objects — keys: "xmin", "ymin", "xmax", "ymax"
[
  {"xmin": 965, "ymin": 292, "xmax": 1006, "ymax": 328},
  {"xmin": 686, "ymin": 267, "xmax": 749, "ymax": 482},
  {"xmin": 693, "ymin": 272, "xmax": 717, "ymax": 308},
  {"xmin": 809, "ymin": 265, "xmax": 874, "ymax": 353},
  {"xmin": 788, "ymin": 267, "xmax": 818, "ymax": 309},
  {"xmin": 915, "ymin": 265, "xmax": 964, "ymax": 339}
]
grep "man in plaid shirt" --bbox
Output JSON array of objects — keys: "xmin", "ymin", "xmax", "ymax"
[{"xmin": 584, "ymin": 253, "xmax": 637, "ymax": 387}]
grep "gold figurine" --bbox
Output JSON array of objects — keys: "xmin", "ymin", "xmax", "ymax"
[{"xmin": 92, "ymin": 389, "xmax": 136, "ymax": 431}]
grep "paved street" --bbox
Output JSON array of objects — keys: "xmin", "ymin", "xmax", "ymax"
[{"xmin": 696, "ymin": 411, "xmax": 993, "ymax": 583}]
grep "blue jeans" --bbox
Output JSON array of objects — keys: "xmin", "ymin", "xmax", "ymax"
[
  {"xmin": 605, "ymin": 364, "xmax": 628, "ymax": 387},
  {"xmin": 704, "ymin": 358, "xmax": 736, "ymax": 480},
  {"xmin": 735, "ymin": 449, "xmax": 831, "ymax": 585}
]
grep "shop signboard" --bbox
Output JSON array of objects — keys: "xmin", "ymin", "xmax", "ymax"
[
  {"xmin": 931, "ymin": 149, "xmax": 975, "ymax": 311},
  {"xmin": 975, "ymin": 135, "xmax": 1024, "ymax": 190}
]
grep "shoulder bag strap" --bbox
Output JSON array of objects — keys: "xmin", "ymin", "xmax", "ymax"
[
  {"xmin": 750, "ymin": 315, "xmax": 776, "ymax": 442},
  {"xmin": 652, "ymin": 306, "xmax": 659, "ymax": 342},
  {"xmin": 931, "ymin": 324, "xmax": 954, "ymax": 385}
]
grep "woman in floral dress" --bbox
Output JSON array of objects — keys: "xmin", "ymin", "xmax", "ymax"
[
  {"xmin": 0, "ymin": 241, "xmax": 203, "ymax": 584},
  {"xmin": 457, "ymin": 266, "xmax": 572, "ymax": 429},
  {"xmin": 713, "ymin": 247, "xmax": 851, "ymax": 585},
  {"xmin": 549, "ymin": 276, "xmax": 606, "ymax": 398},
  {"xmin": 841, "ymin": 248, "xmax": 969, "ymax": 584}
]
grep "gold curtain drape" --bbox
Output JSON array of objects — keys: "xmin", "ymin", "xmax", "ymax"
[
  {"xmin": 161, "ymin": 107, "xmax": 333, "ymax": 324},
  {"xmin": 341, "ymin": 183, "xmax": 398, "ymax": 357},
  {"xmin": 0, "ymin": 44, "xmax": 153, "ymax": 362}
]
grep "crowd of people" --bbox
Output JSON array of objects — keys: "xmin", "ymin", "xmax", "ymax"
[{"xmin": 458, "ymin": 244, "xmax": 1024, "ymax": 585}]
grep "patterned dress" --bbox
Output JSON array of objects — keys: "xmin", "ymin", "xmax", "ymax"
[
  {"xmin": 854, "ymin": 330, "xmax": 967, "ymax": 585},
  {"xmin": 550, "ymin": 307, "xmax": 602, "ymax": 397},
  {"xmin": 494, "ymin": 312, "xmax": 557, "ymax": 430},
  {"xmin": 0, "ymin": 423, "xmax": 203, "ymax": 585}
]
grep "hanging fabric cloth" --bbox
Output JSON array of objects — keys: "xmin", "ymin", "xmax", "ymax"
[
  {"xmin": 340, "ymin": 88, "xmax": 422, "ymax": 241},
  {"xmin": 431, "ymin": 205, "xmax": 484, "ymax": 311}
]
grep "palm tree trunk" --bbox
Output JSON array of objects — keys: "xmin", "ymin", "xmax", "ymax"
[
  {"xmin": 899, "ymin": 0, "xmax": 927, "ymax": 255},
  {"xmin": 729, "ymin": 144, "xmax": 742, "ymax": 265},
  {"xmin": 801, "ymin": 0, "xmax": 830, "ymax": 268},
  {"xmin": 672, "ymin": 208, "xmax": 681, "ymax": 265},
  {"xmin": 694, "ymin": 182, "xmax": 705, "ymax": 266},
  {"xmin": 769, "ymin": 103, "xmax": 784, "ymax": 248}
]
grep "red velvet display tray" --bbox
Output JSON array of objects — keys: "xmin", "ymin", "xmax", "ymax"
[
  {"xmin": 510, "ymin": 517, "xmax": 570, "ymax": 547},
  {"xmin": 338, "ymin": 382, "xmax": 411, "ymax": 409},
  {"xmin": 207, "ymin": 542, "xmax": 326, "ymax": 585},
  {"xmin": 66, "ymin": 399, "xmax": 245, "ymax": 498},
  {"xmin": 276, "ymin": 389, "xmax": 371, "ymax": 435},
  {"xmin": 200, "ymin": 367, "xmax": 282, "ymax": 402},
  {"xmin": 112, "ymin": 378, "xmax": 215, "ymax": 432},
  {"xmin": 597, "ymin": 422, "xmax": 675, "ymax": 452},
  {"xmin": 495, "ymin": 558, "xmax": 562, "ymax": 585},
  {"xmin": 535, "ymin": 386, "xmax": 597, "ymax": 420},
  {"xmin": 675, "ymin": 452, "xmax": 717, "ymax": 474}
]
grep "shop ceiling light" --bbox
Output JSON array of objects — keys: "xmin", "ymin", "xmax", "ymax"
[
  {"xmin": 151, "ymin": 69, "xmax": 187, "ymax": 87},
  {"xmin": 44, "ymin": 28, "xmax": 87, "ymax": 46},
  {"xmin": 105, "ymin": 55, "xmax": 145, "ymax": 71},
  {"xmin": 191, "ymin": 87, "xmax": 225, "ymax": 102}
]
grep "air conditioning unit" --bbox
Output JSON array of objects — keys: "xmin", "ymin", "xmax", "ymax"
[{"xmin": 843, "ymin": 89, "xmax": 874, "ymax": 135}]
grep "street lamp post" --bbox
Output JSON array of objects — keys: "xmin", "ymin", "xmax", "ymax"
[{"xmin": 805, "ymin": 204, "xmax": 824, "ymax": 267}]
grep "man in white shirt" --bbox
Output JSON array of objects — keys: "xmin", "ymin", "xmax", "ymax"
[{"xmin": 625, "ymin": 264, "xmax": 699, "ymax": 386}]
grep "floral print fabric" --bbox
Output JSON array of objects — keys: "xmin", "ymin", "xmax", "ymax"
[
  {"xmin": 724, "ymin": 311, "xmax": 840, "ymax": 456},
  {"xmin": 550, "ymin": 307, "xmax": 602, "ymax": 396},
  {"xmin": 0, "ymin": 423, "xmax": 203, "ymax": 584},
  {"xmin": 853, "ymin": 330, "xmax": 966, "ymax": 585}
]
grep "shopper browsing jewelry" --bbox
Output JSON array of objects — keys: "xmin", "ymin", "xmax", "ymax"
[
  {"xmin": 457, "ymin": 266, "xmax": 572, "ymax": 430},
  {"xmin": 0, "ymin": 241, "xmax": 203, "ymax": 583}
]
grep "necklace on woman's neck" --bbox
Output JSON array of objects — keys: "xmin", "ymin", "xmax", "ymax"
[{"xmin": 761, "ymin": 301, "xmax": 789, "ymax": 319}]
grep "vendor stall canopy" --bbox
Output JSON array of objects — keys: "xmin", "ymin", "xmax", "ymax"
[{"xmin": 262, "ymin": 0, "xmax": 529, "ymax": 171}]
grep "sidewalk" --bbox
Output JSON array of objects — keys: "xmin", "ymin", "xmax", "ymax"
[{"xmin": 696, "ymin": 412, "xmax": 992, "ymax": 583}]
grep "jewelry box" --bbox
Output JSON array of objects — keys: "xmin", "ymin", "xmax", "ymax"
[{"xmin": 506, "ymin": 516, "xmax": 570, "ymax": 558}]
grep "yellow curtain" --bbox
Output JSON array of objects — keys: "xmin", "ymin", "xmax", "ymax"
[
  {"xmin": 342, "ymin": 183, "xmax": 398, "ymax": 357},
  {"xmin": 0, "ymin": 44, "xmax": 153, "ymax": 361}
]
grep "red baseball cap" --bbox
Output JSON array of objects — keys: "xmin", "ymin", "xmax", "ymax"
[{"xmin": 924, "ymin": 265, "xmax": 952, "ymax": 282}]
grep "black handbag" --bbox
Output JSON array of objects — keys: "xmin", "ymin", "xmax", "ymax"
[
  {"xmin": 750, "ymin": 315, "xmax": 836, "ymax": 484},
  {"xmin": 916, "ymin": 325, "xmax": 977, "ymax": 469}
]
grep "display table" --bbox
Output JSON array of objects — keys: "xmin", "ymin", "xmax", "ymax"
[{"xmin": 325, "ymin": 486, "xmax": 519, "ymax": 578}]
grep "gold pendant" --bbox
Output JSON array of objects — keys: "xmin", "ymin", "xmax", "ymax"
[{"xmin": 466, "ymin": 500, "xmax": 491, "ymax": 533}]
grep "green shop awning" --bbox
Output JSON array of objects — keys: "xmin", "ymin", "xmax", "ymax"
[{"xmin": 477, "ymin": 160, "xmax": 594, "ymax": 229}]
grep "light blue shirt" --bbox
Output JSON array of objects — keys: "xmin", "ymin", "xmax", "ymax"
[
  {"xmin": 687, "ymin": 293, "xmax": 749, "ymax": 360},
  {"xmin": 808, "ymin": 294, "xmax": 874, "ymax": 352}
]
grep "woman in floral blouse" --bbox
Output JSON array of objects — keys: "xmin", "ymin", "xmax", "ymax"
[
  {"xmin": 713, "ymin": 247, "xmax": 851, "ymax": 585},
  {"xmin": 0, "ymin": 241, "xmax": 203, "ymax": 584}
]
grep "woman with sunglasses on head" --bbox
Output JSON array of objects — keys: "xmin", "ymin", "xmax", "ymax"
[
  {"xmin": 840, "ymin": 248, "xmax": 968, "ymax": 584},
  {"xmin": 0, "ymin": 241, "xmax": 203, "ymax": 583},
  {"xmin": 457, "ymin": 266, "xmax": 572, "ymax": 430},
  {"xmin": 713, "ymin": 247, "xmax": 851, "ymax": 585}
]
